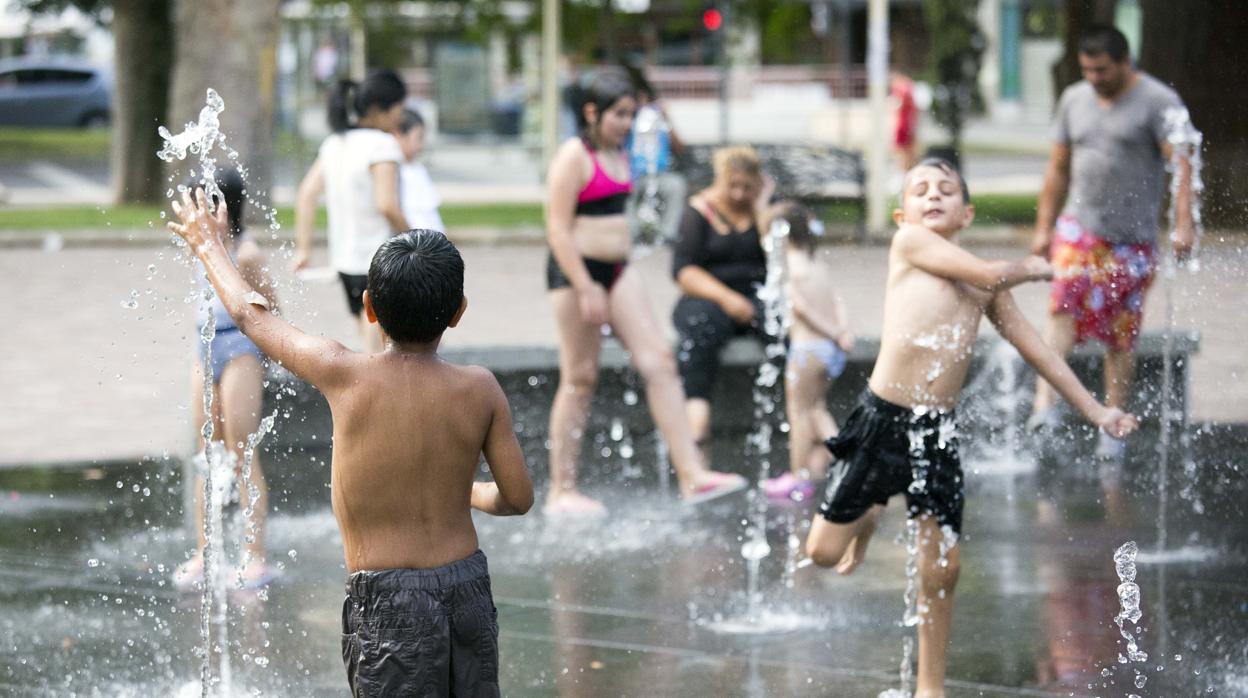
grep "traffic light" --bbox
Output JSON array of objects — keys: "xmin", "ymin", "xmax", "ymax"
[{"xmin": 702, "ymin": 7, "xmax": 723, "ymax": 32}]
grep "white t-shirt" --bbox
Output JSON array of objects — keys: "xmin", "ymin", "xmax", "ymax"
[
  {"xmin": 399, "ymin": 160, "xmax": 444, "ymax": 232},
  {"xmin": 318, "ymin": 129, "xmax": 404, "ymax": 274}
]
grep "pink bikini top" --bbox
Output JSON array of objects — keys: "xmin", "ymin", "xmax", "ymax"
[{"xmin": 576, "ymin": 139, "xmax": 631, "ymax": 216}]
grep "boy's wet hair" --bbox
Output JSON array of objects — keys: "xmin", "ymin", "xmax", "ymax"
[
  {"xmin": 570, "ymin": 68, "xmax": 635, "ymax": 140},
  {"xmin": 903, "ymin": 157, "xmax": 970, "ymax": 203},
  {"xmin": 367, "ymin": 230, "xmax": 464, "ymax": 343},
  {"xmin": 774, "ymin": 201, "xmax": 818, "ymax": 254},
  {"xmin": 398, "ymin": 108, "xmax": 424, "ymax": 134},
  {"xmin": 328, "ymin": 68, "xmax": 406, "ymax": 133},
  {"xmin": 187, "ymin": 167, "xmax": 246, "ymax": 238}
]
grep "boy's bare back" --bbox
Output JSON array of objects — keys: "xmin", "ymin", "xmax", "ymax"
[
  {"xmin": 168, "ymin": 191, "xmax": 532, "ymax": 575},
  {"xmin": 328, "ymin": 353, "xmax": 521, "ymax": 572}
]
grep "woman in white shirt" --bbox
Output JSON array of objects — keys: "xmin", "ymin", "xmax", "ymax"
[{"xmin": 294, "ymin": 68, "xmax": 408, "ymax": 353}]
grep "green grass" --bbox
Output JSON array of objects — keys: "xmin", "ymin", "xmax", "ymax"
[
  {"xmin": 0, "ymin": 196, "xmax": 1036, "ymax": 232},
  {"xmin": 0, "ymin": 203, "xmax": 546, "ymax": 232},
  {"xmin": 0, "ymin": 127, "xmax": 111, "ymax": 159}
]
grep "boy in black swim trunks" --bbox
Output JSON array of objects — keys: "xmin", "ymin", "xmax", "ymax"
[
  {"xmin": 170, "ymin": 190, "xmax": 533, "ymax": 696},
  {"xmin": 804, "ymin": 158, "xmax": 1137, "ymax": 698}
]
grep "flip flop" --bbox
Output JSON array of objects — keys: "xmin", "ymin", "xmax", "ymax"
[
  {"xmin": 684, "ymin": 472, "xmax": 748, "ymax": 506},
  {"xmin": 763, "ymin": 473, "xmax": 816, "ymax": 502}
]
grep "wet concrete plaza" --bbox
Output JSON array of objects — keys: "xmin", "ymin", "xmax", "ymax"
[{"xmin": 1, "ymin": 420, "xmax": 1245, "ymax": 697}]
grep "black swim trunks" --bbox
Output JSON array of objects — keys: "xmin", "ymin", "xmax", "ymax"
[
  {"xmin": 818, "ymin": 389, "xmax": 964, "ymax": 535},
  {"xmin": 545, "ymin": 251, "xmax": 626, "ymax": 292},
  {"xmin": 341, "ymin": 550, "xmax": 500, "ymax": 697},
  {"xmin": 338, "ymin": 272, "xmax": 368, "ymax": 317}
]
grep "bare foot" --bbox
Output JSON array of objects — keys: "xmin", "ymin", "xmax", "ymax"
[
  {"xmin": 914, "ymin": 690, "xmax": 945, "ymax": 698},
  {"xmin": 834, "ymin": 510, "xmax": 879, "ymax": 575},
  {"xmin": 543, "ymin": 489, "xmax": 607, "ymax": 518}
]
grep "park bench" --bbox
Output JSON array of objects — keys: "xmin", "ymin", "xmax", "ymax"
[{"xmin": 674, "ymin": 142, "xmax": 867, "ymax": 240}]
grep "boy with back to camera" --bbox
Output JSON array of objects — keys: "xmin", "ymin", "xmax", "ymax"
[
  {"xmin": 804, "ymin": 159, "xmax": 1137, "ymax": 697},
  {"xmin": 169, "ymin": 189, "xmax": 533, "ymax": 697}
]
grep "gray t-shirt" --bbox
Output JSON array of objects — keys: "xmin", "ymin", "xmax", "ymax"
[{"xmin": 1054, "ymin": 73, "xmax": 1183, "ymax": 244}]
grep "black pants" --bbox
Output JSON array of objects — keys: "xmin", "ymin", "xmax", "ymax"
[
  {"xmin": 341, "ymin": 551, "xmax": 500, "ymax": 697},
  {"xmin": 672, "ymin": 295, "xmax": 770, "ymax": 401}
]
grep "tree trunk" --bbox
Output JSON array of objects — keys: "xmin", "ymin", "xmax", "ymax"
[
  {"xmin": 110, "ymin": 0, "xmax": 173, "ymax": 204},
  {"xmin": 169, "ymin": 0, "xmax": 282, "ymax": 208},
  {"xmin": 1140, "ymin": 0, "xmax": 1248, "ymax": 227},
  {"xmin": 1050, "ymin": 0, "xmax": 1117, "ymax": 98}
]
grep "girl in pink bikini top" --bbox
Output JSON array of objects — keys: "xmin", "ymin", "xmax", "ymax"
[{"xmin": 575, "ymin": 136, "xmax": 632, "ymax": 217}]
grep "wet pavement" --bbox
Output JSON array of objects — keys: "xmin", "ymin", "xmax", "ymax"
[{"xmin": 1, "ymin": 421, "xmax": 1246, "ymax": 697}]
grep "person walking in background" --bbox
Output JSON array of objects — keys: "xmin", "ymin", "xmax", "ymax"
[
  {"xmin": 293, "ymin": 69, "xmax": 408, "ymax": 354},
  {"xmin": 891, "ymin": 70, "xmax": 920, "ymax": 172},
  {"xmin": 624, "ymin": 64, "xmax": 687, "ymax": 246},
  {"xmin": 1028, "ymin": 25, "xmax": 1194, "ymax": 473}
]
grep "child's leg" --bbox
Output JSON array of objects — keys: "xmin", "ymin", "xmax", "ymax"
[
  {"xmin": 805, "ymin": 505, "xmax": 883, "ymax": 575},
  {"xmin": 547, "ymin": 289, "xmax": 605, "ymax": 507},
  {"xmin": 176, "ymin": 363, "xmax": 223, "ymax": 583},
  {"xmin": 609, "ymin": 272, "xmax": 743, "ymax": 497},
  {"xmin": 785, "ymin": 356, "xmax": 834, "ymax": 480},
  {"xmin": 915, "ymin": 516, "xmax": 961, "ymax": 698},
  {"xmin": 219, "ymin": 354, "xmax": 267, "ymax": 564}
]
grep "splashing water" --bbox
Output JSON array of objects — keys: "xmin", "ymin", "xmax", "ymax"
[
  {"xmin": 1154, "ymin": 107, "xmax": 1206, "ymax": 556},
  {"xmin": 628, "ymin": 104, "xmax": 673, "ymax": 257},
  {"xmin": 1114, "ymin": 542, "xmax": 1149, "ymax": 666},
  {"xmin": 158, "ymin": 89, "xmax": 229, "ymax": 207}
]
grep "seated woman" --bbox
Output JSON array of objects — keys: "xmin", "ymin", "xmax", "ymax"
[
  {"xmin": 671, "ymin": 146, "xmax": 774, "ymax": 454},
  {"xmin": 544, "ymin": 69, "xmax": 746, "ymax": 517}
]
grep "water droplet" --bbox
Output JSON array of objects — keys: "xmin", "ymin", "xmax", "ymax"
[{"xmin": 87, "ymin": 558, "xmax": 100, "ymax": 568}]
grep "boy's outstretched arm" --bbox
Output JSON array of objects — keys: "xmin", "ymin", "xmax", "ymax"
[
  {"xmin": 471, "ymin": 371, "xmax": 533, "ymax": 516},
  {"xmin": 986, "ymin": 290, "xmax": 1138, "ymax": 438},
  {"xmin": 170, "ymin": 189, "xmax": 352, "ymax": 391},
  {"xmin": 895, "ymin": 224, "xmax": 1052, "ymax": 292}
]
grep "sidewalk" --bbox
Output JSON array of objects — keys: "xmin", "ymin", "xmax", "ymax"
[{"xmin": 1, "ymin": 237, "xmax": 1243, "ymax": 467}]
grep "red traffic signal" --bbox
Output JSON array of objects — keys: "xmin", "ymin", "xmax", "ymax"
[{"xmin": 702, "ymin": 8, "xmax": 723, "ymax": 31}]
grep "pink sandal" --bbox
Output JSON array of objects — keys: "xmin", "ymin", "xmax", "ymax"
[
  {"xmin": 685, "ymin": 472, "xmax": 748, "ymax": 505},
  {"xmin": 763, "ymin": 472, "xmax": 817, "ymax": 502}
]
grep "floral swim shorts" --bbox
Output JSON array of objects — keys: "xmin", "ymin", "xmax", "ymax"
[{"xmin": 1049, "ymin": 216, "xmax": 1156, "ymax": 352}]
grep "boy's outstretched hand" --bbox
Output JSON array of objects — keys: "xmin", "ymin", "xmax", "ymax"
[
  {"xmin": 1021, "ymin": 254, "xmax": 1054, "ymax": 282},
  {"xmin": 168, "ymin": 188, "xmax": 229, "ymax": 254},
  {"xmin": 1096, "ymin": 407, "xmax": 1139, "ymax": 439}
]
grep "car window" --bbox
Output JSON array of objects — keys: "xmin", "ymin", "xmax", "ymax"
[{"xmin": 47, "ymin": 70, "xmax": 93, "ymax": 84}]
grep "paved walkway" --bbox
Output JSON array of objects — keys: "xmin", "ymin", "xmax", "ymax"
[{"xmin": 1, "ymin": 235, "xmax": 1243, "ymax": 467}]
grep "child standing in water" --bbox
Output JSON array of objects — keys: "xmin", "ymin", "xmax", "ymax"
[
  {"xmin": 805, "ymin": 159, "xmax": 1138, "ymax": 697},
  {"xmin": 394, "ymin": 108, "xmax": 444, "ymax": 232},
  {"xmin": 293, "ymin": 69, "xmax": 408, "ymax": 354},
  {"xmin": 762, "ymin": 203, "xmax": 854, "ymax": 503},
  {"xmin": 171, "ymin": 191, "xmax": 533, "ymax": 696},
  {"xmin": 173, "ymin": 169, "xmax": 277, "ymax": 591}
]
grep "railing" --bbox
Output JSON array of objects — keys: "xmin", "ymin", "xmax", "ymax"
[{"xmin": 647, "ymin": 64, "xmax": 868, "ymax": 100}]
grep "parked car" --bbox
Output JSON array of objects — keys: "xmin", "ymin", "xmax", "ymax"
[{"xmin": 0, "ymin": 56, "xmax": 112, "ymax": 128}]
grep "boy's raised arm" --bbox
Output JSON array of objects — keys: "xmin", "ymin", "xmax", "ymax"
[
  {"xmin": 896, "ymin": 224, "xmax": 1051, "ymax": 292},
  {"xmin": 472, "ymin": 371, "xmax": 533, "ymax": 516},
  {"xmin": 986, "ymin": 290, "xmax": 1137, "ymax": 438},
  {"xmin": 170, "ymin": 189, "xmax": 352, "ymax": 391}
]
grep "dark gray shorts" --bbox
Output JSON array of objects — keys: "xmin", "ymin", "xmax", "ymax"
[{"xmin": 341, "ymin": 550, "xmax": 500, "ymax": 697}]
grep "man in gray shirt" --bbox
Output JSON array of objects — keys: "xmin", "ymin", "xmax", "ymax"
[{"xmin": 1029, "ymin": 25, "xmax": 1195, "ymax": 463}]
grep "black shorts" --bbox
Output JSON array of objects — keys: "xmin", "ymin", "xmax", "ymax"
[
  {"xmin": 341, "ymin": 550, "xmax": 500, "ymax": 697},
  {"xmin": 339, "ymin": 272, "xmax": 368, "ymax": 317},
  {"xmin": 818, "ymin": 390, "xmax": 965, "ymax": 535},
  {"xmin": 545, "ymin": 251, "xmax": 626, "ymax": 292}
]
